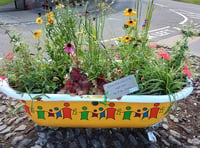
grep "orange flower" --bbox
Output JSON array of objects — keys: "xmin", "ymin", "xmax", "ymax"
[
  {"xmin": 126, "ymin": 20, "xmax": 136, "ymax": 26},
  {"xmin": 49, "ymin": 11, "xmax": 54, "ymax": 17},
  {"xmin": 123, "ymin": 36, "xmax": 132, "ymax": 42},
  {"xmin": 36, "ymin": 17, "xmax": 43, "ymax": 24},
  {"xmin": 33, "ymin": 30, "xmax": 41, "ymax": 38},
  {"xmin": 124, "ymin": 8, "xmax": 136, "ymax": 16},
  {"xmin": 48, "ymin": 18, "xmax": 54, "ymax": 23},
  {"xmin": 46, "ymin": 22, "xmax": 51, "ymax": 26}
]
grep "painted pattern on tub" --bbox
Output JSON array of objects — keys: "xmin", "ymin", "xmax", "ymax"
[{"xmin": 20, "ymin": 100, "xmax": 173, "ymax": 128}]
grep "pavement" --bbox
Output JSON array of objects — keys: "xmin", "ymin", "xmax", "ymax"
[{"xmin": 0, "ymin": 1, "xmax": 200, "ymax": 57}]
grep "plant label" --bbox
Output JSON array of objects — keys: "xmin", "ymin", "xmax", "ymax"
[{"xmin": 103, "ymin": 75, "xmax": 139, "ymax": 99}]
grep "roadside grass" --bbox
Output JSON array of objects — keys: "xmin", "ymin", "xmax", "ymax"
[
  {"xmin": 0, "ymin": 0, "xmax": 14, "ymax": 6},
  {"xmin": 179, "ymin": 0, "xmax": 200, "ymax": 4}
]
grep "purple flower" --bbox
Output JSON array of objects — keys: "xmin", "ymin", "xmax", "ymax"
[
  {"xmin": 64, "ymin": 43, "xmax": 75, "ymax": 53},
  {"xmin": 142, "ymin": 19, "xmax": 148, "ymax": 27},
  {"xmin": 111, "ymin": 43, "xmax": 115, "ymax": 47}
]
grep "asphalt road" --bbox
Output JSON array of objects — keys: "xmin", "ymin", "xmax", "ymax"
[{"xmin": 0, "ymin": 0, "xmax": 200, "ymax": 57}]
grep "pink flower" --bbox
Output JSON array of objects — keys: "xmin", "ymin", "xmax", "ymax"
[
  {"xmin": 0, "ymin": 75, "xmax": 6, "ymax": 80},
  {"xmin": 149, "ymin": 42, "xmax": 158, "ymax": 48},
  {"xmin": 157, "ymin": 52, "xmax": 170, "ymax": 60},
  {"xmin": 5, "ymin": 52, "xmax": 14, "ymax": 61},
  {"xmin": 182, "ymin": 65, "xmax": 191, "ymax": 79},
  {"xmin": 64, "ymin": 43, "xmax": 75, "ymax": 53},
  {"xmin": 114, "ymin": 56, "xmax": 120, "ymax": 60}
]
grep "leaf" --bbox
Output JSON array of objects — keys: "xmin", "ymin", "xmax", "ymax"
[{"xmin": 32, "ymin": 89, "xmax": 42, "ymax": 93}]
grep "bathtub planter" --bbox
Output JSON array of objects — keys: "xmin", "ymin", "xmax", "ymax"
[{"xmin": 0, "ymin": 79, "xmax": 193, "ymax": 128}]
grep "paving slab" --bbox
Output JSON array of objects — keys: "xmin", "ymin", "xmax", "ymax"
[{"xmin": 158, "ymin": 35, "xmax": 200, "ymax": 57}]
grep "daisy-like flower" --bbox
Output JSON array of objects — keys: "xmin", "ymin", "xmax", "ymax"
[
  {"xmin": 36, "ymin": 17, "xmax": 43, "ymax": 24},
  {"xmin": 33, "ymin": 30, "xmax": 41, "ymax": 38},
  {"xmin": 123, "ymin": 36, "xmax": 132, "ymax": 42},
  {"xmin": 64, "ymin": 43, "xmax": 75, "ymax": 53},
  {"xmin": 182, "ymin": 65, "xmax": 191, "ymax": 79},
  {"xmin": 49, "ymin": 11, "xmax": 54, "ymax": 17},
  {"xmin": 124, "ymin": 8, "xmax": 136, "ymax": 16},
  {"xmin": 126, "ymin": 20, "xmax": 136, "ymax": 27}
]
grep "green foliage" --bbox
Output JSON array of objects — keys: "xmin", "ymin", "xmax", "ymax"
[
  {"xmin": 0, "ymin": 0, "xmax": 14, "ymax": 6},
  {"xmin": 0, "ymin": 0, "xmax": 192, "ymax": 96}
]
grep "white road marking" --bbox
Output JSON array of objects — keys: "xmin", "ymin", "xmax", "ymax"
[
  {"xmin": 154, "ymin": 3, "xmax": 168, "ymax": 8},
  {"xmin": 169, "ymin": 9, "xmax": 188, "ymax": 25},
  {"xmin": 103, "ymin": 26, "xmax": 179, "ymax": 41},
  {"xmin": 174, "ymin": 9, "xmax": 200, "ymax": 20},
  {"xmin": 173, "ymin": 27, "xmax": 181, "ymax": 31},
  {"xmin": 149, "ymin": 26, "xmax": 170, "ymax": 33}
]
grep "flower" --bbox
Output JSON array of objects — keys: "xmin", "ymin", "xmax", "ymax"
[
  {"xmin": 64, "ymin": 43, "xmax": 75, "ymax": 53},
  {"xmin": 49, "ymin": 11, "xmax": 54, "ymax": 17},
  {"xmin": 114, "ymin": 56, "xmax": 120, "ymax": 60},
  {"xmin": 33, "ymin": 30, "xmax": 41, "ymax": 38},
  {"xmin": 142, "ymin": 19, "xmax": 148, "ymax": 27},
  {"xmin": 123, "ymin": 36, "xmax": 132, "ymax": 42},
  {"xmin": 157, "ymin": 49, "xmax": 170, "ymax": 60},
  {"xmin": 46, "ymin": 22, "xmax": 51, "ymax": 26},
  {"xmin": 148, "ymin": 42, "xmax": 158, "ymax": 48},
  {"xmin": 124, "ymin": 8, "xmax": 136, "ymax": 16},
  {"xmin": 36, "ymin": 17, "xmax": 43, "ymax": 24},
  {"xmin": 157, "ymin": 53, "xmax": 170, "ymax": 60},
  {"xmin": 48, "ymin": 18, "xmax": 54, "ymax": 23},
  {"xmin": 126, "ymin": 20, "xmax": 136, "ymax": 26},
  {"xmin": 0, "ymin": 0, "xmax": 193, "ymax": 97},
  {"xmin": 0, "ymin": 75, "xmax": 6, "ymax": 80},
  {"xmin": 182, "ymin": 65, "xmax": 191, "ymax": 79},
  {"xmin": 5, "ymin": 52, "xmax": 14, "ymax": 61}
]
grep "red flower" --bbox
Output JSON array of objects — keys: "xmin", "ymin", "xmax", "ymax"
[
  {"xmin": 157, "ymin": 53, "xmax": 170, "ymax": 60},
  {"xmin": 157, "ymin": 49, "xmax": 170, "ymax": 60},
  {"xmin": 182, "ymin": 65, "xmax": 191, "ymax": 79},
  {"xmin": 5, "ymin": 52, "xmax": 14, "ymax": 61},
  {"xmin": 0, "ymin": 75, "xmax": 6, "ymax": 80}
]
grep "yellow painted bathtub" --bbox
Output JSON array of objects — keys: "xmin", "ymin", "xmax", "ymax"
[{"xmin": 0, "ymin": 79, "xmax": 193, "ymax": 128}]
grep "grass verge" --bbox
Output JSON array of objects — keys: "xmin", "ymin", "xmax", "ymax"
[
  {"xmin": 0, "ymin": 0, "xmax": 14, "ymax": 6},
  {"xmin": 178, "ymin": 0, "xmax": 200, "ymax": 4}
]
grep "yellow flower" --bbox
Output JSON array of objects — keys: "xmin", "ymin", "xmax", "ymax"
[
  {"xmin": 33, "ymin": 30, "xmax": 41, "ymax": 38},
  {"xmin": 49, "ymin": 11, "xmax": 54, "ymax": 17},
  {"xmin": 126, "ymin": 20, "xmax": 136, "ymax": 26},
  {"xmin": 124, "ymin": 8, "xmax": 136, "ymax": 16},
  {"xmin": 36, "ymin": 17, "xmax": 43, "ymax": 24},
  {"xmin": 123, "ymin": 36, "xmax": 132, "ymax": 42}
]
